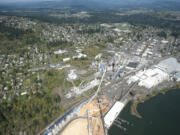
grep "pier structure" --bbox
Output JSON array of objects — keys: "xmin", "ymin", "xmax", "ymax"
[
  {"xmin": 104, "ymin": 101, "xmax": 125, "ymax": 129},
  {"xmin": 104, "ymin": 81, "xmax": 138, "ymax": 130}
]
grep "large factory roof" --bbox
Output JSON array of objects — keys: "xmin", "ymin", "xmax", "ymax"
[
  {"xmin": 128, "ymin": 57, "xmax": 180, "ymax": 89},
  {"xmin": 128, "ymin": 68, "xmax": 170, "ymax": 89},
  {"xmin": 138, "ymin": 68, "xmax": 169, "ymax": 89}
]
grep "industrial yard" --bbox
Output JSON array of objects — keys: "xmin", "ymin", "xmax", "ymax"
[
  {"xmin": 42, "ymin": 36, "xmax": 180, "ymax": 135},
  {"xmin": 60, "ymin": 98, "xmax": 111, "ymax": 135},
  {"xmin": 61, "ymin": 119, "xmax": 89, "ymax": 135},
  {"xmin": 40, "ymin": 27, "xmax": 180, "ymax": 134}
]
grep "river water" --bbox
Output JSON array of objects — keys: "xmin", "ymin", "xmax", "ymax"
[{"xmin": 109, "ymin": 89, "xmax": 180, "ymax": 135}]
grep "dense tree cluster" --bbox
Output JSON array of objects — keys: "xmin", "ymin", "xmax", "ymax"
[
  {"xmin": 0, "ymin": 23, "xmax": 33, "ymax": 40},
  {"xmin": 157, "ymin": 31, "xmax": 167, "ymax": 39},
  {"xmin": 0, "ymin": 91, "xmax": 62, "ymax": 135},
  {"xmin": 0, "ymin": 23, "xmax": 41, "ymax": 54}
]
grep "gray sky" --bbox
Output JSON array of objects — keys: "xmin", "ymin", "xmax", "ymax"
[
  {"xmin": 0, "ymin": 0, "xmax": 47, "ymax": 2},
  {"xmin": 0, "ymin": 0, "xmax": 38, "ymax": 1},
  {"xmin": 0, "ymin": 0, "xmax": 179, "ymax": 3}
]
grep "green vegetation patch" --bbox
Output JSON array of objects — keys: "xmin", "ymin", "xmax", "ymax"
[
  {"xmin": 67, "ymin": 58, "xmax": 92, "ymax": 69},
  {"xmin": 0, "ymin": 92, "xmax": 63, "ymax": 135},
  {"xmin": 0, "ymin": 23, "xmax": 42, "ymax": 54},
  {"xmin": 43, "ymin": 69, "xmax": 66, "ymax": 90}
]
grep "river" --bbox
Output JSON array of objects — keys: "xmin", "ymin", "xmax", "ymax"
[{"xmin": 109, "ymin": 89, "xmax": 180, "ymax": 135}]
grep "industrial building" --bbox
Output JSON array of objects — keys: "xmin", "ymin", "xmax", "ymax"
[
  {"xmin": 127, "ymin": 57, "xmax": 180, "ymax": 89},
  {"xmin": 126, "ymin": 62, "xmax": 139, "ymax": 70},
  {"xmin": 128, "ymin": 68, "xmax": 169, "ymax": 89}
]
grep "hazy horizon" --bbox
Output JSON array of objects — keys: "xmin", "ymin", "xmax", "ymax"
[
  {"xmin": 1, "ymin": 0, "xmax": 180, "ymax": 10},
  {"xmin": 0, "ymin": 0, "xmax": 179, "ymax": 3}
]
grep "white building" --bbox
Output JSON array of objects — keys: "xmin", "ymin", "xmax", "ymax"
[
  {"xmin": 63, "ymin": 58, "xmax": 71, "ymax": 62},
  {"xmin": 73, "ymin": 53, "xmax": 87, "ymax": 59},
  {"xmin": 54, "ymin": 49, "xmax": 67, "ymax": 54},
  {"xmin": 128, "ymin": 57, "xmax": 180, "ymax": 88},
  {"xmin": 68, "ymin": 70, "xmax": 77, "ymax": 80},
  {"xmin": 161, "ymin": 40, "xmax": 169, "ymax": 44},
  {"xmin": 95, "ymin": 53, "xmax": 102, "ymax": 60},
  {"xmin": 128, "ymin": 68, "xmax": 169, "ymax": 89}
]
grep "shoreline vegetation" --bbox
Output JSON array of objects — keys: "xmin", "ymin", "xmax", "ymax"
[{"xmin": 130, "ymin": 82, "xmax": 180, "ymax": 118}]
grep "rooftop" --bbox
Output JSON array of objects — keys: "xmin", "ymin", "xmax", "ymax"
[{"xmin": 158, "ymin": 57, "xmax": 180, "ymax": 73}]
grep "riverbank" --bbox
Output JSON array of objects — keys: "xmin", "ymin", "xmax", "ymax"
[
  {"xmin": 109, "ymin": 88, "xmax": 180, "ymax": 135},
  {"xmin": 131, "ymin": 82, "xmax": 180, "ymax": 118}
]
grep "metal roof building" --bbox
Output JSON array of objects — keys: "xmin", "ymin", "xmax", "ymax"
[{"xmin": 104, "ymin": 101, "xmax": 125, "ymax": 129}]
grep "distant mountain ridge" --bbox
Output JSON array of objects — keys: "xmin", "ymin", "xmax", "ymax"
[
  {"xmin": 0, "ymin": 0, "xmax": 180, "ymax": 10},
  {"xmin": 41, "ymin": 0, "xmax": 180, "ymax": 9}
]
